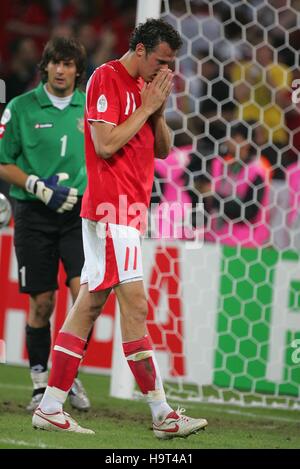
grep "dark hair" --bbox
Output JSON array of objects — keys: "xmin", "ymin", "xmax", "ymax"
[
  {"xmin": 38, "ymin": 37, "xmax": 87, "ymax": 87},
  {"xmin": 129, "ymin": 18, "xmax": 182, "ymax": 54}
]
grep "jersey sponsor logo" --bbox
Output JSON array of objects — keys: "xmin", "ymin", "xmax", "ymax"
[
  {"xmin": 0, "ymin": 124, "xmax": 6, "ymax": 139},
  {"xmin": 1, "ymin": 108, "xmax": 11, "ymax": 125},
  {"xmin": 97, "ymin": 94, "xmax": 108, "ymax": 113},
  {"xmin": 34, "ymin": 123, "xmax": 53, "ymax": 129},
  {"xmin": 77, "ymin": 117, "xmax": 84, "ymax": 133}
]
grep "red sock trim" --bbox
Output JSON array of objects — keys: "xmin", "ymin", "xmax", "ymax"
[
  {"xmin": 55, "ymin": 332, "xmax": 86, "ymax": 357},
  {"xmin": 123, "ymin": 335, "xmax": 156, "ymax": 395},
  {"xmin": 48, "ymin": 332, "xmax": 86, "ymax": 391},
  {"xmin": 123, "ymin": 335, "xmax": 152, "ymax": 356}
]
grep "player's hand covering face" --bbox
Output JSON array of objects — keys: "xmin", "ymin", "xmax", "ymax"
[
  {"xmin": 141, "ymin": 41, "xmax": 176, "ymax": 83},
  {"xmin": 141, "ymin": 69, "xmax": 173, "ymax": 116}
]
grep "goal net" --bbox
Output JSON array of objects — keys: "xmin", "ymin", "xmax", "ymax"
[{"xmin": 111, "ymin": 0, "xmax": 300, "ymax": 409}]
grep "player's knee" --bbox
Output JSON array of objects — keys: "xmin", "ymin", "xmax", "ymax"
[
  {"xmin": 31, "ymin": 294, "xmax": 55, "ymax": 324},
  {"xmin": 129, "ymin": 298, "xmax": 148, "ymax": 325},
  {"xmin": 88, "ymin": 301, "xmax": 105, "ymax": 322},
  {"xmin": 86, "ymin": 290, "xmax": 110, "ymax": 322}
]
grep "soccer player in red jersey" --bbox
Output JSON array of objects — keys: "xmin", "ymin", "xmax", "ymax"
[{"xmin": 33, "ymin": 19, "xmax": 208, "ymax": 438}]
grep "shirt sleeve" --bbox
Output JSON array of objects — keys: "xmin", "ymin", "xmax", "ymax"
[
  {"xmin": 86, "ymin": 66, "xmax": 120, "ymax": 126},
  {"xmin": 0, "ymin": 100, "xmax": 22, "ymax": 164}
]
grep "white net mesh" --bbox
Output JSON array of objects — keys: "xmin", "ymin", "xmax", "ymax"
[{"xmin": 141, "ymin": 0, "xmax": 300, "ymax": 408}]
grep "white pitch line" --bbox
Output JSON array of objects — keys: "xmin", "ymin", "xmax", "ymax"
[
  {"xmin": 199, "ymin": 404, "xmax": 299, "ymax": 423},
  {"xmin": 0, "ymin": 438, "xmax": 63, "ymax": 449},
  {"xmin": 0, "ymin": 383, "xmax": 31, "ymax": 390}
]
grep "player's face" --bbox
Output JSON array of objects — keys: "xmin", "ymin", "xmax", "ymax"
[
  {"xmin": 45, "ymin": 59, "xmax": 78, "ymax": 96},
  {"xmin": 140, "ymin": 42, "xmax": 176, "ymax": 83}
]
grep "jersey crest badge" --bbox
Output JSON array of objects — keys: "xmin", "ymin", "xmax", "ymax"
[
  {"xmin": 0, "ymin": 124, "xmax": 6, "ymax": 139},
  {"xmin": 97, "ymin": 94, "xmax": 108, "ymax": 113},
  {"xmin": 1, "ymin": 108, "xmax": 11, "ymax": 125}
]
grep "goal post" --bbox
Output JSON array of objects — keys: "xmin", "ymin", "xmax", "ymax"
[{"xmin": 136, "ymin": 0, "xmax": 162, "ymax": 24}]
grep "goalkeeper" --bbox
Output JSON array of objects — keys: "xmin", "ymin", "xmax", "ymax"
[{"xmin": 0, "ymin": 37, "xmax": 91, "ymax": 412}]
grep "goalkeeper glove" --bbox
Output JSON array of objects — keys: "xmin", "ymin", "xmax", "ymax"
[{"xmin": 25, "ymin": 173, "xmax": 78, "ymax": 213}]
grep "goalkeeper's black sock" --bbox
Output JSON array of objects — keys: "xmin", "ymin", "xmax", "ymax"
[
  {"xmin": 32, "ymin": 388, "xmax": 46, "ymax": 397},
  {"xmin": 26, "ymin": 323, "xmax": 51, "ymax": 396},
  {"xmin": 84, "ymin": 325, "xmax": 93, "ymax": 351}
]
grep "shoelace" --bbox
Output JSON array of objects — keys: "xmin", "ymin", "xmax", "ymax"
[{"xmin": 175, "ymin": 407, "xmax": 190, "ymax": 422}]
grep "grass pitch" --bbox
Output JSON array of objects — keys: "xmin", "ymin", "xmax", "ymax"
[{"xmin": 0, "ymin": 364, "xmax": 299, "ymax": 449}]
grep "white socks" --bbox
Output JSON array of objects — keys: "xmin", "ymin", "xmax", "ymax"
[
  {"xmin": 148, "ymin": 399, "xmax": 173, "ymax": 423},
  {"xmin": 39, "ymin": 386, "xmax": 68, "ymax": 414}
]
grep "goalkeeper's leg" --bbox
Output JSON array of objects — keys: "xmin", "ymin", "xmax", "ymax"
[{"xmin": 25, "ymin": 291, "xmax": 54, "ymax": 412}]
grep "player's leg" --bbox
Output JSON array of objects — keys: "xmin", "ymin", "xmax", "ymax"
[
  {"xmin": 58, "ymin": 205, "xmax": 92, "ymax": 410},
  {"xmin": 103, "ymin": 223, "xmax": 168, "ymax": 417},
  {"xmin": 33, "ymin": 284, "xmax": 110, "ymax": 433},
  {"xmin": 65, "ymin": 277, "xmax": 91, "ymax": 411},
  {"xmin": 115, "ymin": 280, "xmax": 207, "ymax": 439},
  {"xmin": 14, "ymin": 200, "xmax": 60, "ymax": 411},
  {"xmin": 68, "ymin": 278, "xmax": 95, "ymax": 343},
  {"xmin": 114, "ymin": 280, "xmax": 171, "ymax": 414},
  {"xmin": 109, "ymin": 222, "xmax": 207, "ymax": 439},
  {"xmin": 26, "ymin": 291, "xmax": 55, "ymax": 411},
  {"xmin": 33, "ymin": 219, "xmax": 112, "ymax": 432},
  {"xmin": 33, "ymin": 284, "xmax": 106, "ymax": 431}
]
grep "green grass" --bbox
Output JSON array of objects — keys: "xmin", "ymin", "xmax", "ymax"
[{"xmin": 0, "ymin": 364, "xmax": 299, "ymax": 449}]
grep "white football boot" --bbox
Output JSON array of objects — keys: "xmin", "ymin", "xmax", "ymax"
[
  {"xmin": 32, "ymin": 407, "xmax": 95, "ymax": 434},
  {"xmin": 26, "ymin": 393, "xmax": 44, "ymax": 412},
  {"xmin": 26, "ymin": 370, "xmax": 48, "ymax": 412},
  {"xmin": 153, "ymin": 407, "xmax": 208, "ymax": 439},
  {"xmin": 68, "ymin": 378, "xmax": 91, "ymax": 411}
]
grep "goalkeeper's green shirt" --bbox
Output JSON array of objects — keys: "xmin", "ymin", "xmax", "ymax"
[{"xmin": 0, "ymin": 82, "xmax": 86, "ymax": 201}]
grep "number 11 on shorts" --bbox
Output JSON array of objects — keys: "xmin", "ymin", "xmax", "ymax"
[{"xmin": 124, "ymin": 246, "xmax": 138, "ymax": 271}]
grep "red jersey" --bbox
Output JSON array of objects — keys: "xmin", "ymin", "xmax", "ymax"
[{"xmin": 81, "ymin": 60, "xmax": 155, "ymax": 230}]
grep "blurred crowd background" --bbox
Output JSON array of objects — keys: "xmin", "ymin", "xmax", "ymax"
[
  {"xmin": 1, "ymin": 0, "xmax": 300, "ymax": 250},
  {"xmin": 0, "ymin": 0, "xmax": 137, "ymax": 103}
]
